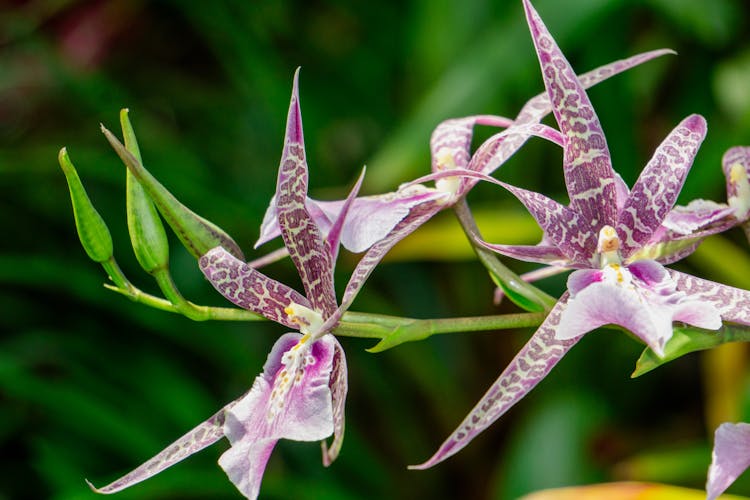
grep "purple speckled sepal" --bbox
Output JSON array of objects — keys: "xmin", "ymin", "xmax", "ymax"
[
  {"xmin": 410, "ymin": 295, "xmax": 581, "ymax": 469},
  {"xmin": 669, "ymin": 270, "xmax": 750, "ymax": 325},
  {"xmin": 200, "ymin": 246, "xmax": 311, "ymax": 329},
  {"xmin": 524, "ymin": 0, "xmax": 618, "ymax": 233},
  {"xmin": 617, "ymin": 115, "xmax": 707, "ymax": 257},
  {"xmin": 276, "ymin": 69, "xmax": 337, "ymax": 318},
  {"xmin": 322, "ymin": 336, "xmax": 348, "ymax": 466},
  {"xmin": 87, "ymin": 407, "xmax": 229, "ymax": 494}
]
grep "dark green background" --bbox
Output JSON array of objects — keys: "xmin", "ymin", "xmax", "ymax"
[{"xmin": 3, "ymin": 0, "xmax": 750, "ymax": 498}]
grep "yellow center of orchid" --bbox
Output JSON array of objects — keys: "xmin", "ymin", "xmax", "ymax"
[
  {"xmin": 596, "ymin": 225, "xmax": 622, "ymax": 268},
  {"xmin": 728, "ymin": 162, "xmax": 750, "ymax": 217},
  {"xmin": 434, "ymin": 146, "xmax": 461, "ymax": 197},
  {"xmin": 284, "ymin": 302, "xmax": 324, "ymax": 336}
]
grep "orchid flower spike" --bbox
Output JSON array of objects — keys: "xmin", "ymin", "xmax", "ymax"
[
  {"xmin": 89, "ymin": 70, "xmax": 357, "ymax": 499},
  {"xmin": 412, "ymin": 0, "xmax": 750, "ymax": 470},
  {"xmin": 255, "ymin": 49, "xmax": 675, "ymax": 258}
]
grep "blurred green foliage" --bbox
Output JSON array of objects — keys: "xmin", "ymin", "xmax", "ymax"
[{"xmin": 3, "ymin": 0, "xmax": 750, "ymax": 498}]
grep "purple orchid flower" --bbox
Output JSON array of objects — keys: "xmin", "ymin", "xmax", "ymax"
[
  {"xmin": 706, "ymin": 422, "xmax": 750, "ymax": 500},
  {"xmin": 254, "ymin": 49, "xmax": 675, "ymax": 258},
  {"xmin": 411, "ymin": 0, "xmax": 750, "ymax": 470},
  {"xmin": 88, "ymin": 71, "xmax": 359, "ymax": 499}
]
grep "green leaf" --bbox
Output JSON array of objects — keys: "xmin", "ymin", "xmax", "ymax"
[
  {"xmin": 632, "ymin": 324, "xmax": 750, "ymax": 377},
  {"xmin": 58, "ymin": 148, "xmax": 113, "ymax": 263},
  {"xmin": 101, "ymin": 125, "xmax": 244, "ymax": 261},
  {"xmin": 121, "ymin": 109, "xmax": 171, "ymax": 274}
]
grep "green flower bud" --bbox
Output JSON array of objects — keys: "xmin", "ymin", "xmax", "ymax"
[
  {"xmin": 101, "ymin": 125, "xmax": 244, "ymax": 261},
  {"xmin": 58, "ymin": 147, "xmax": 114, "ymax": 263},
  {"xmin": 121, "ymin": 109, "xmax": 170, "ymax": 274}
]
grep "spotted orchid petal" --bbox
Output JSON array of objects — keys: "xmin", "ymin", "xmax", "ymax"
[
  {"xmin": 616, "ymin": 115, "xmax": 707, "ymax": 257},
  {"xmin": 410, "ymin": 295, "xmax": 581, "ymax": 469},
  {"xmin": 478, "ymin": 242, "xmax": 572, "ymax": 266},
  {"xmin": 218, "ymin": 333, "xmax": 337, "ymax": 499},
  {"xmin": 322, "ymin": 337, "xmax": 348, "ymax": 466},
  {"xmin": 275, "ymin": 69, "xmax": 337, "ymax": 318},
  {"xmin": 200, "ymin": 246, "xmax": 311, "ymax": 329},
  {"xmin": 495, "ymin": 181, "xmax": 591, "ymax": 265},
  {"xmin": 557, "ymin": 260, "xmax": 721, "ymax": 357},
  {"xmin": 669, "ymin": 270, "xmax": 750, "ymax": 326},
  {"xmin": 706, "ymin": 422, "xmax": 750, "ymax": 500},
  {"xmin": 87, "ymin": 408, "xmax": 228, "ymax": 494},
  {"xmin": 524, "ymin": 0, "xmax": 618, "ymax": 237}
]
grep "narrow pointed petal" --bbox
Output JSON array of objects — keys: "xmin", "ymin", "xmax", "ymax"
[
  {"xmin": 322, "ymin": 336, "xmax": 348, "ymax": 466},
  {"xmin": 410, "ymin": 295, "xmax": 581, "ymax": 469},
  {"xmin": 722, "ymin": 146, "xmax": 750, "ymax": 220},
  {"xmin": 617, "ymin": 115, "xmax": 707, "ymax": 257},
  {"xmin": 706, "ymin": 422, "xmax": 750, "ymax": 500},
  {"xmin": 497, "ymin": 181, "xmax": 591, "ymax": 265},
  {"xmin": 479, "ymin": 241, "xmax": 571, "ymax": 266},
  {"xmin": 219, "ymin": 332, "xmax": 336, "ymax": 499},
  {"xmin": 523, "ymin": 0, "xmax": 618, "ymax": 229},
  {"xmin": 669, "ymin": 270, "xmax": 750, "ymax": 325},
  {"xmin": 87, "ymin": 408, "xmax": 228, "ymax": 494},
  {"xmin": 467, "ymin": 122, "xmax": 564, "ymax": 179},
  {"xmin": 199, "ymin": 246, "xmax": 311, "ymax": 328},
  {"xmin": 275, "ymin": 70, "xmax": 337, "ymax": 317},
  {"xmin": 326, "ymin": 168, "xmax": 366, "ymax": 262},
  {"xmin": 101, "ymin": 126, "xmax": 244, "ymax": 261},
  {"xmin": 334, "ymin": 199, "xmax": 446, "ymax": 318}
]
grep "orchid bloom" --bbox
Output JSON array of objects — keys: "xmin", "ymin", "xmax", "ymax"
[
  {"xmin": 706, "ymin": 422, "xmax": 750, "ymax": 500},
  {"xmin": 411, "ymin": 0, "xmax": 750, "ymax": 470},
  {"xmin": 254, "ymin": 49, "xmax": 676, "ymax": 257},
  {"xmin": 88, "ymin": 71, "xmax": 361, "ymax": 499}
]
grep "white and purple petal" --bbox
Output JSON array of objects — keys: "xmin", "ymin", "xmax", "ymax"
[
  {"xmin": 200, "ymin": 246, "xmax": 312, "ymax": 329},
  {"xmin": 478, "ymin": 241, "xmax": 572, "ymax": 267},
  {"xmin": 322, "ymin": 336, "xmax": 348, "ymax": 466},
  {"xmin": 706, "ymin": 422, "xmax": 750, "ymax": 500},
  {"xmin": 616, "ymin": 115, "xmax": 707, "ymax": 257},
  {"xmin": 558, "ymin": 261, "xmax": 722, "ymax": 357},
  {"xmin": 275, "ymin": 70, "xmax": 337, "ymax": 318},
  {"xmin": 410, "ymin": 295, "xmax": 581, "ymax": 469},
  {"xmin": 219, "ymin": 332, "xmax": 337, "ymax": 499}
]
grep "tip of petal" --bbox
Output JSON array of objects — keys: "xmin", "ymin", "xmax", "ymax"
[
  {"xmin": 85, "ymin": 479, "xmax": 108, "ymax": 495},
  {"xmin": 684, "ymin": 114, "xmax": 707, "ymax": 134}
]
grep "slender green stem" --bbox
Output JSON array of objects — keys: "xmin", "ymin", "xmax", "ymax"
[{"xmin": 453, "ymin": 199, "xmax": 556, "ymax": 311}]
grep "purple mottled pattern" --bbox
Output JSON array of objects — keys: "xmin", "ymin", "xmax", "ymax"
[
  {"xmin": 200, "ymin": 247, "xmax": 311, "ymax": 329},
  {"xmin": 616, "ymin": 115, "xmax": 707, "ymax": 257},
  {"xmin": 479, "ymin": 242, "xmax": 571, "ymax": 266},
  {"xmin": 524, "ymin": 0, "xmax": 618, "ymax": 236},
  {"xmin": 276, "ymin": 70, "xmax": 337, "ymax": 318},
  {"xmin": 411, "ymin": 295, "xmax": 581, "ymax": 469},
  {"xmin": 670, "ymin": 270, "xmax": 750, "ymax": 325},
  {"xmin": 322, "ymin": 337, "xmax": 348, "ymax": 466},
  {"xmin": 430, "ymin": 115, "xmax": 514, "ymax": 173},
  {"xmin": 499, "ymin": 182, "xmax": 591, "ymax": 265},
  {"xmin": 88, "ymin": 408, "xmax": 228, "ymax": 494}
]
